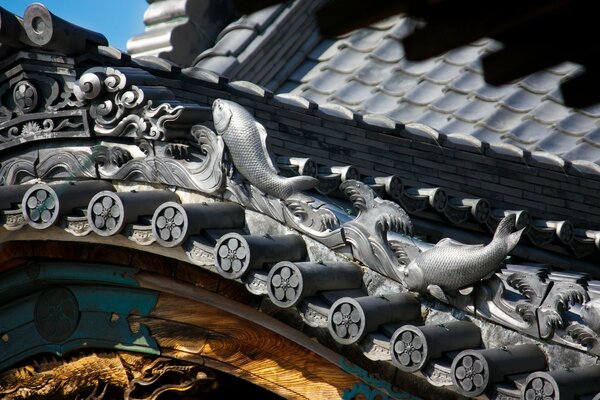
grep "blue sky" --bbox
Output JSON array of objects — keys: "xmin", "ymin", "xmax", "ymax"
[{"xmin": 3, "ymin": 1, "xmax": 147, "ymax": 51}]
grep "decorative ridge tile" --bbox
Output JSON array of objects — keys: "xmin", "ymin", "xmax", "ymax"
[
  {"xmin": 228, "ymin": 80, "xmax": 273, "ymax": 99},
  {"xmin": 527, "ymin": 151, "xmax": 567, "ymax": 171},
  {"xmin": 402, "ymin": 123, "xmax": 442, "ymax": 143},
  {"xmin": 485, "ymin": 142, "xmax": 527, "ymax": 163},
  {"xmin": 568, "ymin": 159, "xmax": 600, "ymax": 180},
  {"xmin": 315, "ymin": 103, "xmax": 356, "ymax": 121},
  {"xmin": 445, "ymin": 133, "xmax": 484, "ymax": 153},
  {"xmin": 273, "ymin": 93, "xmax": 316, "ymax": 110},
  {"xmin": 360, "ymin": 114, "xmax": 399, "ymax": 133},
  {"xmin": 181, "ymin": 67, "xmax": 224, "ymax": 85}
]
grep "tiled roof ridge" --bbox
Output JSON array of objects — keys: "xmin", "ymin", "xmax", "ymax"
[
  {"xmin": 127, "ymin": 0, "xmax": 237, "ymax": 67},
  {"xmin": 193, "ymin": 0, "xmax": 326, "ymax": 89},
  {"xmin": 284, "ymin": 14, "xmax": 600, "ymax": 166},
  {"xmin": 223, "ymin": 76, "xmax": 600, "ymax": 183},
  {"xmin": 1, "ymin": 39, "xmax": 599, "ymax": 257},
  {"xmin": 0, "ymin": 46, "xmax": 599, "ymax": 400}
]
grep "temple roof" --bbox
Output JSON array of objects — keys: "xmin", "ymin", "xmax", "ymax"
[{"xmin": 1, "ymin": 3, "xmax": 600, "ymax": 399}]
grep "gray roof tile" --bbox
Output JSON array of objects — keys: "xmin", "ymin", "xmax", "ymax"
[
  {"xmin": 414, "ymin": 110, "xmax": 452, "ymax": 131},
  {"xmin": 471, "ymin": 126, "xmax": 504, "ymax": 144},
  {"xmin": 430, "ymin": 90, "xmax": 469, "ymax": 114},
  {"xmin": 353, "ymin": 59, "xmax": 393, "ymax": 85},
  {"xmin": 563, "ymin": 142, "xmax": 600, "ymax": 163},
  {"xmin": 519, "ymin": 71, "xmax": 563, "ymax": 95},
  {"xmin": 504, "ymin": 120, "xmax": 552, "ymax": 146},
  {"xmin": 289, "ymin": 59, "xmax": 320, "ymax": 83},
  {"xmin": 423, "ymin": 61, "xmax": 463, "ymax": 84},
  {"xmin": 500, "ymin": 90, "xmax": 541, "ymax": 113},
  {"xmin": 298, "ymin": 87, "xmax": 330, "ymax": 104},
  {"xmin": 528, "ymin": 100, "xmax": 571, "ymax": 124},
  {"xmin": 361, "ymin": 90, "xmax": 400, "ymax": 114},
  {"xmin": 279, "ymin": 14, "xmax": 600, "ymax": 165},
  {"xmin": 441, "ymin": 118, "xmax": 477, "ymax": 134},
  {"xmin": 342, "ymin": 28, "xmax": 388, "ymax": 52},
  {"xmin": 535, "ymin": 131, "xmax": 580, "ymax": 155},
  {"xmin": 443, "ymin": 45, "xmax": 482, "ymax": 66},
  {"xmin": 307, "ymin": 38, "xmax": 338, "ymax": 62},
  {"xmin": 481, "ymin": 107, "xmax": 525, "ymax": 133},
  {"xmin": 448, "ymin": 70, "xmax": 486, "ymax": 94},
  {"xmin": 454, "ymin": 99, "xmax": 497, "ymax": 123},
  {"xmin": 378, "ymin": 71, "xmax": 420, "ymax": 96},
  {"xmin": 403, "ymin": 81, "xmax": 445, "ymax": 106},
  {"xmin": 327, "ymin": 48, "xmax": 367, "ymax": 73},
  {"xmin": 556, "ymin": 112, "xmax": 597, "ymax": 136},
  {"xmin": 388, "ymin": 103, "xmax": 428, "ymax": 123},
  {"xmin": 370, "ymin": 38, "xmax": 405, "ymax": 63},
  {"xmin": 332, "ymin": 80, "xmax": 374, "ymax": 105},
  {"xmin": 306, "ymin": 69, "xmax": 348, "ymax": 94}
]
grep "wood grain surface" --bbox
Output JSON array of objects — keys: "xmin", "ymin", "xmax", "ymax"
[{"xmin": 132, "ymin": 291, "xmax": 361, "ymax": 399}]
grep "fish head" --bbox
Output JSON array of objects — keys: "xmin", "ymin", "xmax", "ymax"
[
  {"xmin": 581, "ymin": 299, "xmax": 600, "ymax": 325},
  {"xmin": 402, "ymin": 259, "xmax": 424, "ymax": 292},
  {"xmin": 212, "ymin": 99, "xmax": 234, "ymax": 134}
]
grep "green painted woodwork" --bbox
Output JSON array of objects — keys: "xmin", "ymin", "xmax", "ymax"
[{"xmin": 0, "ymin": 262, "xmax": 160, "ymax": 370}]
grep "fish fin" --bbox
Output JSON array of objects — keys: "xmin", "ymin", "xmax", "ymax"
[
  {"xmin": 427, "ymin": 285, "xmax": 450, "ymax": 303},
  {"xmin": 254, "ymin": 121, "xmax": 279, "ymax": 173},
  {"xmin": 458, "ymin": 287, "xmax": 474, "ymax": 296},
  {"xmin": 437, "ymin": 237, "xmax": 483, "ymax": 248},
  {"xmin": 286, "ymin": 175, "xmax": 319, "ymax": 195}
]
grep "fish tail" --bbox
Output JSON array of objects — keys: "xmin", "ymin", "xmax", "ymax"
[
  {"xmin": 286, "ymin": 176, "xmax": 319, "ymax": 195},
  {"xmin": 493, "ymin": 214, "xmax": 523, "ymax": 252},
  {"xmin": 505, "ymin": 228, "xmax": 525, "ymax": 252},
  {"xmin": 493, "ymin": 214, "xmax": 516, "ymax": 240}
]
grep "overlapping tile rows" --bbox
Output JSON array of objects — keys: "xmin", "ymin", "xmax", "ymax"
[
  {"xmin": 284, "ymin": 15, "xmax": 600, "ymax": 165},
  {"xmin": 194, "ymin": 0, "xmax": 326, "ymax": 91},
  {"xmin": 126, "ymin": 0, "xmax": 236, "ymax": 66}
]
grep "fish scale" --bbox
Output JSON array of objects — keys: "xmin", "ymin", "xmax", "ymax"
[
  {"xmin": 418, "ymin": 243, "xmax": 505, "ymax": 290},
  {"xmin": 212, "ymin": 99, "xmax": 318, "ymax": 199},
  {"xmin": 404, "ymin": 214, "xmax": 523, "ymax": 293}
]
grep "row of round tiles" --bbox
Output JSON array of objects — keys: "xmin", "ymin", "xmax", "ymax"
[{"xmin": 18, "ymin": 183, "xmax": 600, "ymax": 398}]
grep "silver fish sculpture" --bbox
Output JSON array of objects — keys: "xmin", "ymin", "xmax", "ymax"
[
  {"xmin": 581, "ymin": 298, "xmax": 600, "ymax": 333},
  {"xmin": 212, "ymin": 99, "xmax": 318, "ymax": 199},
  {"xmin": 403, "ymin": 214, "xmax": 524, "ymax": 302}
]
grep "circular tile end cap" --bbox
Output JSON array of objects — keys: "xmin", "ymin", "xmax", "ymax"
[
  {"xmin": 327, "ymin": 297, "xmax": 366, "ymax": 345},
  {"xmin": 450, "ymin": 350, "xmax": 490, "ymax": 398},
  {"xmin": 214, "ymin": 232, "xmax": 251, "ymax": 279},
  {"xmin": 87, "ymin": 191, "xmax": 125, "ymax": 237},
  {"xmin": 390, "ymin": 325, "xmax": 428, "ymax": 373},
  {"xmin": 267, "ymin": 261, "xmax": 304, "ymax": 308},
  {"xmin": 152, "ymin": 202, "xmax": 188, "ymax": 248},
  {"xmin": 22, "ymin": 184, "xmax": 60, "ymax": 229},
  {"xmin": 521, "ymin": 372, "xmax": 559, "ymax": 400}
]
